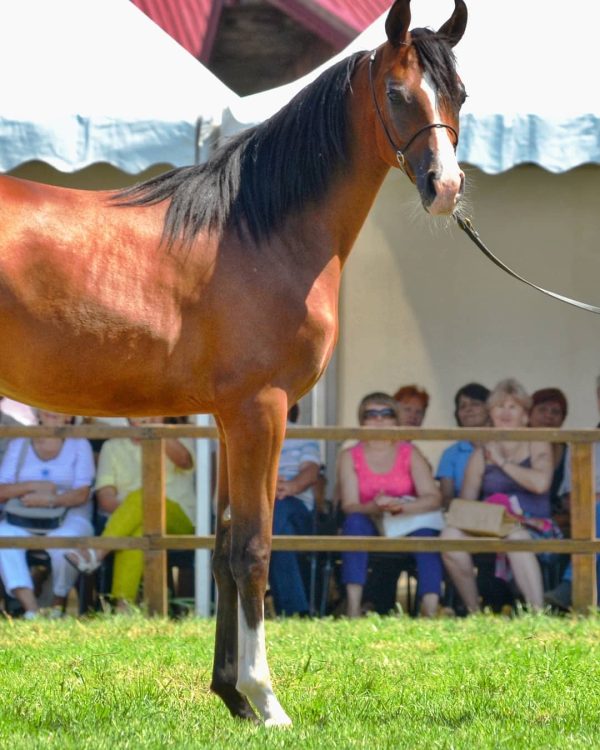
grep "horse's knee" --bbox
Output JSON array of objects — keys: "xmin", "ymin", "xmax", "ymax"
[
  {"xmin": 212, "ymin": 543, "xmax": 230, "ymax": 580},
  {"xmin": 212, "ymin": 521, "xmax": 234, "ymax": 577},
  {"xmin": 230, "ymin": 534, "xmax": 270, "ymax": 626},
  {"xmin": 230, "ymin": 534, "xmax": 270, "ymax": 586}
]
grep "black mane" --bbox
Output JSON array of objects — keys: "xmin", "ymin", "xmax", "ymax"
[
  {"xmin": 115, "ymin": 32, "xmax": 460, "ymax": 248},
  {"xmin": 115, "ymin": 52, "xmax": 363, "ymax": 246}
]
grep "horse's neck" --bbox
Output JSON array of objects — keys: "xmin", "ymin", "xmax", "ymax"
[{"xmin": 325, "ymin": 67, "xmax": 391, "ymax": 266}]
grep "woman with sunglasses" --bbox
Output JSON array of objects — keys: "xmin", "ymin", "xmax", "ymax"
[{"xmin": 338, "ymin": 392, "xmax": 443, "ymax": 617}]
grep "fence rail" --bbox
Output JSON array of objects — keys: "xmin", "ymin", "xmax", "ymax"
[{"xmin": 0, "ymin": 424, "xmax": 596, "ymax": 615}]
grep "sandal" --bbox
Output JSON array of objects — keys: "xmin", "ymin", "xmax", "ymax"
[{"xmin": 64, "ymin": 548, "xmax": 101, "ymax": 575}]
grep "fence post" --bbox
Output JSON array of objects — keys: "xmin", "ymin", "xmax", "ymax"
[
  {"xmin": 142, "ymin": 438, "xmax": 167, "ymax": 616},
  {"xmin": 570, "ymin": 443, "xmax": 597, "ymax": 613}
]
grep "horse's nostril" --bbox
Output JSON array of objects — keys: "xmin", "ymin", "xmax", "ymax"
[
  {"xmin": 426, "ymin": 171, "xmax": 437, "ymax": 200},
  {"xmin": 458, "ymin": 173, "xmax": 465, "ymax": 197}
]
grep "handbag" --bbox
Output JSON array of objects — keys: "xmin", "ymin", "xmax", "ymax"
[
  {"xmin": 446, "ymin": 497, "xmax": 519, "ymax": 538},
  {"xmin": 379, "ymin": 496, "xmax": 445, "ymax": 537},
  {"xmin": 4, "ymin": 439, "xmax": 67, "ymax": 533}
]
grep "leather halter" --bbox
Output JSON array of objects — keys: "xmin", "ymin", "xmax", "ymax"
[{"xmin": 368, "ymin": 50, "xmax": 458, "ymax": 171}]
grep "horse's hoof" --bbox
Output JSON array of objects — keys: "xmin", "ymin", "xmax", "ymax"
[
  {"xmin": 211, "ymin": 682, "xmax": 259, "ymax": 723},
  {"xmin": 264, "ymin": 715, "xmax": 293, "ymax": 728},
  {"xmin": 264, "ymin": 706, "xmax": 293, "ymax": 727},
  {"xmin": 236, "ymin": 710, "xmax": 261, "ymax": 725}
]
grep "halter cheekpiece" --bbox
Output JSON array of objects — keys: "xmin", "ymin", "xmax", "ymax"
[{"xmin": 368, "ymin": 50, "xmax": 458, "ymax": 171}]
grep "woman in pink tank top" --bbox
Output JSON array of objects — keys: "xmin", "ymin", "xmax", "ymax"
[{"xmin": 338, "ymin": 392, "xmax": 442, "ymax": 618}]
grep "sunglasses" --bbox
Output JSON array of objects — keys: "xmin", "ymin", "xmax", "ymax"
[{"xmin": 362, "ymin": 407, "xmax": 397, "ymax": 420}]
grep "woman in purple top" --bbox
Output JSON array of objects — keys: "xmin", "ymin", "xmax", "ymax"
[{"xmin": 441, "ymin": 378, "xmax": 553, "ymax": 613}]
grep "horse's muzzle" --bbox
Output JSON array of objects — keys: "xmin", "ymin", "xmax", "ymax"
[{"xmin": 422, "ymin": 169, "xmax": 465, "ymax": 216}]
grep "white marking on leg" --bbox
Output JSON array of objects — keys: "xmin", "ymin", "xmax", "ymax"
[
  {"xmin": 222, "ymin": 505, "xmax": 231, "ymax": 522},
  {"xmin": 236, "ymin": 596, "xmax": 292, "ymax": 726}
]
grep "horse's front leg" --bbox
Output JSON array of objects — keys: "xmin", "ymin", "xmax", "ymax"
[
  {"xmin": 221, "ymin": 392, "xmax": 292, "ymax": 727},
  {"xmin": 210, "ymin": 426, "xmax": 259, "ymax": 723}
]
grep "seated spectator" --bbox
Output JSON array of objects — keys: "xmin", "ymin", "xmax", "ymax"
[
  {"xmin": 441, "ymin": 378, "xmax": 557, "ymax": 613},
  {"xmin": 436, "ymin": 382, "xmax": 491, "ymax": 509},
  {"xmin": 65, "ymin": 416, "xmax": 195, "ymax": 611},
  {"xmin": 339, "ymin": 392, "xmax": 443, "ymax": 617},
  {"xmin": 269, "ymin": 404, "xmax": 320, "ymax": 617},
  {"xmin": 529, "ymin": 388, "xmax": 568, "ymax": 432},
  {"xmin": 393, "ymin": 384, "xmax": 429, "ymax": 426},
  {"xmin": 529, "ymin": 388, "xmax": 569, "ymax": 535},
  {"xmin": 545, "ymin": 377, "xmax": 600, "ymax": 610},
  {"xmin": 0, "ymin": 397, "xmax": 27, "ymax": 467},
  {"xmin": 0, "ymin": 410, "xmax": 95, "ymax": 618}
]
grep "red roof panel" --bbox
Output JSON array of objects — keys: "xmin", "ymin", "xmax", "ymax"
[
  {"xmin": 297, "ymin": 0, "xmax": 390, "ymax": 34},
  {"xmin": 130, "ymin": 0, "xmax": 223, "ymax": 60},
  {"xmin": 268, "ymin": 0, "xmax": 390, "ymax": 44},
  {"xmin": 130, "ymin": 0, "xmax": 389, "ymax": 60}
]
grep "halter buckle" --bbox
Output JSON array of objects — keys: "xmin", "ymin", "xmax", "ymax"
[{"xmin": 396, "ymin": 151, "xmax": 406, "ymax": 170}]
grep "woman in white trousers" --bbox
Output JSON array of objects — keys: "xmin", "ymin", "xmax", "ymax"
[{"xmin": 0, "ymin": 411, "xmax": 94, "ymax": 618}]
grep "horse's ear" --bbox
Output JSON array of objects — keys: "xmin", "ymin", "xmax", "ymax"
[
  {"xmin": 385, "ymin": 0, "xmax": 411, "ymax": 48},
  {"xmin": 437, "ymin": 0, "xmax": 468, "ymax": 47}
]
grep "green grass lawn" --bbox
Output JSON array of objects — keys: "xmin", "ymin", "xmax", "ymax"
[{"xmin": 0, "ymin": 612, "xmax": 599, "ymax": 749}]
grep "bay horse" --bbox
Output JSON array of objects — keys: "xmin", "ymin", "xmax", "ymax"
[{"xmin": 0, "ymin": 0, "xmax": 467, "ymax": 725}]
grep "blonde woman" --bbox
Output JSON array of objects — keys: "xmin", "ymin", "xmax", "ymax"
[{"xmin": 442, "ymin": 378, "xmax": 554, "ymax": 612}]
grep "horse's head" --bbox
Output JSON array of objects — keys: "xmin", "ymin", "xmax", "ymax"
[{"xmin": 371, "ymin": 0, "xmax": 468, "ymax": 215}]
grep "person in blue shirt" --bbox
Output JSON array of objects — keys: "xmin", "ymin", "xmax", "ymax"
[
  {"xmin": 269, "ymin": 404, "xmax": 321, "ymax": 617},
  {"xmin": 436, "ymin": 383, "xmax": 490, "ymax": 508}
]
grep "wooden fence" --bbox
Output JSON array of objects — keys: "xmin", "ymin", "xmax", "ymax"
[{"xmin": 0, "ymin": 423, "xmax": 597, "ymax": 616}]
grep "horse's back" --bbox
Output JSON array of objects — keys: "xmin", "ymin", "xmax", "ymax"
[{"xmin": 0, "ymin": 175, "xmax": 210, "ymax": 413}]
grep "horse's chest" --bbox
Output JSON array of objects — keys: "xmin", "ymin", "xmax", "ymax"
[{"xmin": 291, "ymin": 286, "xmax": 339, "ymax": 376}]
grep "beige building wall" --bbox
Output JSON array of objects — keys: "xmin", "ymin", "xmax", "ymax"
[
  {"xmin": 339, "ymin": 165, "xmax": 600, "ymax": 466},
  {"xmin": 9, "ymin": 161, "xmax": 170, "ymax": 190}
]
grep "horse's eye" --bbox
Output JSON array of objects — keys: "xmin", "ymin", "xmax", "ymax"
[{"xmin": 387, "ymin": 88, "xmax": 409, "ymax": 104}]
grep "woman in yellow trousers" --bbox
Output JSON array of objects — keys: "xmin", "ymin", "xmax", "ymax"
[
  {"xmin": 66, "ymin": 417, "xmax": 196, "ymax": 608},
  {"xmin": 101, "ymin": 488, "xmax": 194, "ymax": 601}
]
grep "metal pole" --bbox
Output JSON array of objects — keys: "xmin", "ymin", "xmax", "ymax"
[{"xmin": 194, "ymin": 413, "xmax": 213, "ymax": 616}]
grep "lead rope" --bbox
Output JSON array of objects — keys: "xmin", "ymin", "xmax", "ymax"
[{"xmin": 455, "ymin": 215, "xmax": 600, "ymax": 315}]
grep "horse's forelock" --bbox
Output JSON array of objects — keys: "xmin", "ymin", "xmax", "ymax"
[{"xmin": 409, "ymin": 27, "xmax": 462, "ymax": 109}]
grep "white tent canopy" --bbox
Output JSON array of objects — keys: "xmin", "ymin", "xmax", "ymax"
[
  {"xmin": 3, "ymin": 0, "xmax": 599, "ymax": 176},
  {"xmin": 226, "ymin": 0, "xmax": 600, "ymax": 174},
  {"xmin": 0, "ymin": 0, "xmax": 238, "ymax": 173}
]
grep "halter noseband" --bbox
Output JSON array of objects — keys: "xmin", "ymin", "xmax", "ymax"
[{"xmin": 368, "ymin": 50, "xmax": 458, "ymax": 171}]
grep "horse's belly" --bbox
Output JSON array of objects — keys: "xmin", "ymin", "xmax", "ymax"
[{"xmin": 0, "ymin": 308, "xmax": 213, "ymax": 416}]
